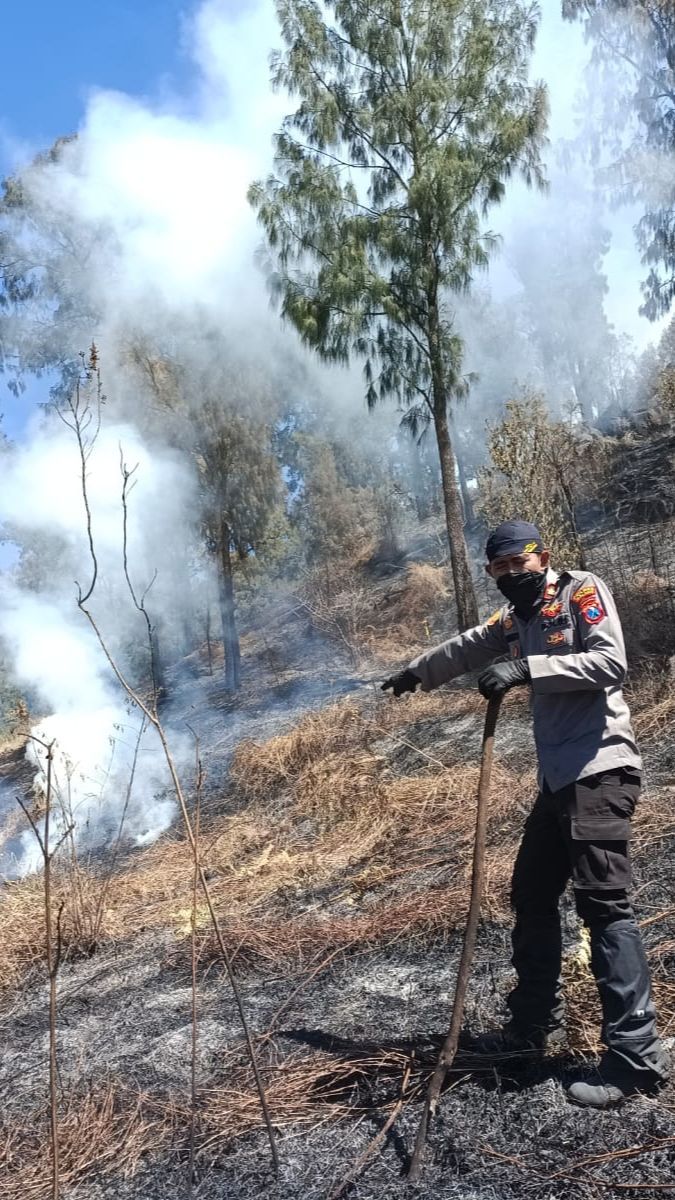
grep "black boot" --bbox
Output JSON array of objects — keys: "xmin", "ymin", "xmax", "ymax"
[
  {"xmin": 471, "ymin": 1021, "xmax": 565, "ymax": 1058},
  {"xmin": 507, "ymin": 910, "xmax": 565, "ymax": 1035},
  {"xmin": 567, "ymin": 918, "xmax": 669, "ymax": 1108}
]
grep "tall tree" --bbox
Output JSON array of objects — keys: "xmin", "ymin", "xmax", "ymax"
[
  {"xmin": 563, "ymin": 1, "xmax": 675, "ymax": 320},
  {"xmin": 130, "ymin": 349, "xmax": 284, "ymax": 693},
  {"xmin": 250, "ymin": 0, "xmax": 548, "ymax": 629},
  {"xmin": 197, "ymin": 399, "xmax": 283, "ymax": 693},
  {"xmin": 0, "ymin": 137, "xmax": 94, "ymax": 391}
]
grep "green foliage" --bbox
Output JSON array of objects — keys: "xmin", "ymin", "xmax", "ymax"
[
  {"xmin": 477, "ymin": 392, "xmax": 586, "ymax": 566},
  {"xmin": 196, "ymin": 399, "xmax": 283, "ymax": 559},
  {"xmin": 251, "ymin": 0, "xmax": 548, "ymax": 421},
  {"xmin": 0, "ymin": 136, "xmax": 97, "ymax": 390},
  {"xmin": 563, "ymin": 0, "xmax": 675, "ymax": 320},
  {"xmin": 294, "ymin": 435, "xmax": 378, "ymax": 564}
]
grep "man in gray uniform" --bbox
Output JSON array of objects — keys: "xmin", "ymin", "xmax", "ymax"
[{"xmin": 382, "ymin": 519, "xmax": 668, "ymax": 1107}]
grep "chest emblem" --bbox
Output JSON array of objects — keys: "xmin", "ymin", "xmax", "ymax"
[
  {"xmin": 541, "ymin": 601, "xmax": 562, "ymax": 619},
  {"xmin": 547, "ymin": 631, "xmax": 566, "ymax": 646}
]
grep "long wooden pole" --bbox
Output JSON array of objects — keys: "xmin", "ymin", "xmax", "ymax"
[{"xmin": 408, "ymin": 695, "xmax": 502, "ymax": 1182}]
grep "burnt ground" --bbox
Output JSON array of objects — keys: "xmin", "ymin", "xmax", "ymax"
[{"xmin": 3, "ymin": 591, "xmax": 675, "ymax": 1198}]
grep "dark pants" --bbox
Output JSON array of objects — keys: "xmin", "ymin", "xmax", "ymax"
[{"xmin": 508, "ymin": 768, "xmax": 667, "ymax": 1080}]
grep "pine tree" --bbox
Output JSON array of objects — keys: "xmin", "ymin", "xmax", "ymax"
[{"xmin": 250, "ymin": 0, "xmax": 548, "ymax": 628}]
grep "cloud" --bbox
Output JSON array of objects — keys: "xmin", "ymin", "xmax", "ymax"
[{"xmin": 23, "ymin": 0, "xmax": 285, "ymax": 323}]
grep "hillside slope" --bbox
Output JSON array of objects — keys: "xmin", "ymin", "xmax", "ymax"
[{"xmin": 2, "ymin": 558, "xmax": 675, "ymax": 1199}]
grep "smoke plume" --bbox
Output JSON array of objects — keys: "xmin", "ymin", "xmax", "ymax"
[{"xmin": 0, "ymin": 0, "xmax": 668, "ymax": 874}]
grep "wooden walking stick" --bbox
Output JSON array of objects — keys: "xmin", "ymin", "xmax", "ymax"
[{"xmin": 408, "ymin": 694, "xmax": 503, "ymax": 1183}]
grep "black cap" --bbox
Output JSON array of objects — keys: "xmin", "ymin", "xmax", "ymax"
[{"xmin": 485, "ymin": 519, "xmax": 543, "ymax": 562}]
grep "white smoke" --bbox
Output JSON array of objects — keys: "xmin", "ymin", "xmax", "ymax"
[
  {"xmin": 0, "ymin": 0, "xmax": 293, "ymax": 877},
  {"xmin": 0, "ymin": 412, "xmax": 195, "ymax": 878},
  {"xmin": 488, "ymin": 4, "xmax": 668, "ymax": 354},
  {"xmin": 0, "ymin": 0, "xmax": 669, "ymax": 877},
  {"xmin": 20, "ymin": 0, "xmax": 286, "ymax": 343}
]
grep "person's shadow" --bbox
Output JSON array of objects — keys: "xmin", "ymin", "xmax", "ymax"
[{"xmin": 279, "ymin": 1026, "xmax": 577, "ymax": 1175}]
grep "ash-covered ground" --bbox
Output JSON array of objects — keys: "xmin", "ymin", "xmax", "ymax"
[{"xmin": 2, "ymin": 587, "xmax": 675, "ymax": 1200}]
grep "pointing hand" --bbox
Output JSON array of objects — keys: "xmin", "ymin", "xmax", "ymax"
[{"xmin": 381, "ymin": 669, "xmax": 420, "ymax": 698}]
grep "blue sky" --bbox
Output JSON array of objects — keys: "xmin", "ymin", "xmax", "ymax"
[
  {"xmin": 0, "ymin": 0, "xmax": 193, "ymax": 170},
  {"xmin": 0, "ymin": 0, "xmax": 664, "ymax": 449}
]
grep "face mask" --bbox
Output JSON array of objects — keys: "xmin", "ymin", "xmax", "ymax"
[{"xmin": 496, "ymin": 569, "xmax": 547, "ymax": 615}]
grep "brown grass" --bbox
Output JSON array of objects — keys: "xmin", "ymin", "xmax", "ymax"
[
  {"xmin": 0, "ymin": 1083, "xmax": 181, "ymax": 1200},
  {"xmin": 627, "ymin": 663, "xmax": 675, "ymax": 742},
  {"xmin": 0, "ymin": 689, "xmax": 528, "ymax": 993},
  {"xmin": 363, "ymin": 562, "xmax": 451, "ymax": 663},
  {"xmin": 3, "ymin": 670, "xmax": 675, "ymax": 1195},
  {"xmin": 201, "ymin": 1049, "xmax": 415, "ymax": 1145},
  {"xmin": 230, "ymin": 698, "xmax": 370, "ymax": 801}
]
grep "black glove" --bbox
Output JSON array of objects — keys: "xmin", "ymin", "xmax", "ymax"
[
  {"xmin": 381, "ymin": 668, "xmax": 420, "ymax": 698},
  {"xmin": 478, "ymin": 658, "xmax": 530, "ymax": 700}
]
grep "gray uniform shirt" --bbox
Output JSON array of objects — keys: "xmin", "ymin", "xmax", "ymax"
[{"xmin": 408, "ymin": 568, "xmax": 642, "ymax": 792}]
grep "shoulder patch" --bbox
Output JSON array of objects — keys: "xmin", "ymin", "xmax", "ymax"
[
  {"xmin": 579, "ymin": 600, "xmax": 606, "ymax": 624},
  {"xmin": 572, "ymin": 584, "xmax": 597, "ymax": 604},
  {"xmin": 571, "ymin": 581, "xmax": 606, "ymax": 624}
]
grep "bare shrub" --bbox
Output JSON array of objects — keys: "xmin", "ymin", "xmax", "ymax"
[
  {"xmin": 477, "ymin": 392, "xmax": 587, "ymax": 568},
  {"xmin": 362, "ymin": 562, "xmax": 451, "ymax": 663},
  {"xmin": 0, "ymin": 1083, "xmax": 180, "ymax": 1200}
]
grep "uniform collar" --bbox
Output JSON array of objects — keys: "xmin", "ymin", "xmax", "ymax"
[{"xmin": 544, "ymin": 567, "xmax": 560, "ymax": 598}]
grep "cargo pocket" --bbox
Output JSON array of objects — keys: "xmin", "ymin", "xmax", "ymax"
[
  {"xmin": 605, "ymin": 769, "xmax": 640, "ymax": 821},
  {"xmin": 569, "ymin": 814, "xmax": 632, "ymax": 891}
]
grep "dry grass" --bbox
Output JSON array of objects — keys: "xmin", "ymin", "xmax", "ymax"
[
  {"xmin": 230, "ymin": 698, "xmax": 370, "ymax": 801},
  {"xmin": 296, "ymin": 559, "xmax": 452, "ymax": 666},
  {"xmin": 0, "ymin": 689, "xmax": 527, "ymax": 993},
  {"xmin": 0, "ymin": 1083, "xmax": 181, "ymax": 1200},
  {"xmin": 3, "ymin": 667, "xmax": 675, "ymax": 1194},
  {"xmin": 201, "ymin": 1048, "xmax": 416, "ymax": 1146},
  {"xmin": 363, "ymin": 562, "xmax": 451, "ymax": 663}
]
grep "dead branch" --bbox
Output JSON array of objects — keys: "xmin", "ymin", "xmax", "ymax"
[
  {"xmin": 68, "ymin": 371, "xmax": 279, "ymax": 1174},
  {"xmin": 408, "ymin": 695, "xmax": 502, "ymax": 1182},
  {"xmin": 16, "ymin": 739, "xmax": 65, "ymax": 1200},
  {"xmin": 189, "ymin": 730, "xmax": 203, "ymax": 1196}
]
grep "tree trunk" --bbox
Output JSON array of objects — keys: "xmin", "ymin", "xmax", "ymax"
[
  {"xmin": 433, "ymin": 404, "xmax": 479, "ymax": 629},
  {"xmin": 425, "ymin": 271, "xmax": 479, "ymax": 630},
  {"xmin": 453, "ymin": 427, "xmax": 475, "ymax": 526},
  {"xmin": 218, "ymin": 519, "xmax": 241, "ymax": 693},
  {"xmin": 205, "ymin": 604, "xmax": 214, "ymax": 676},
  {"xmin": 150, "ymin": 622, "xmax": 167, "ymax": 701},
  {"xmin": 557, "ymin": 468, "xmax": 587, "ymax": 571}
]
